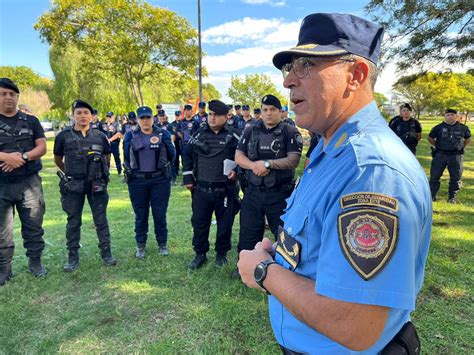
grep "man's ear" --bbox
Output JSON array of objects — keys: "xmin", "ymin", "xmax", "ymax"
[{"xmin": 347, "ymin": 61, "xmax": 369, "ymax": 92}]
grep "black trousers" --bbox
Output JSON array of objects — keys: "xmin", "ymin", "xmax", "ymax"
[
  {"xmin": 0, "ymin": 174, "xmax": 45, "ymax": 258},
  {"xmin": 60, "ymin": 186, "xmax": 111, "ymax": 252},
  {"xmin": 429, "ymin": 152, "xmax": 463, "ymax": 199},
  {"xmin": 191, "ymin": 185, "xmax": 238, "ymax": 255},
  {"xmin": 110, "ymin": 141, "xmax": 122, "ymax": 174},
  {"xmin": 238, "ymin": 185, "xmax": 293, "ymax": 252},
  {"xmin": 173, "ymin": 139, "xmax": 182, "ymax": 177}
]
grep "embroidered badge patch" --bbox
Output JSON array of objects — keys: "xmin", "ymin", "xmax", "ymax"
[
  {"xmin": 340, "ymin": 193, "xmax": 398, "ymax": 212},
  {"xmin": 276, "ymin": 226, "xmax": 301, "ymax": 270},
  {"xmin": 338, "ymin": 209, "xmax": 398, "ymax": 280},
  {"xmin": 150, "ymin": 136, "xmax": 160, "ymax": 144}
]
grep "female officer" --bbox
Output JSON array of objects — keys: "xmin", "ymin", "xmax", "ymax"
[{"xmin": 123, "ymin": 106, "xmax": 176, "ymax": 259}]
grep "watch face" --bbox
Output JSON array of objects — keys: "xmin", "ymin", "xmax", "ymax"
[
  {"xmin": 254, "ymin": 264, "xmax": 265, "ymax": 282},
  {"xmin": 264, "ymin": 161, "xmax": 270, "ymax": 168}
]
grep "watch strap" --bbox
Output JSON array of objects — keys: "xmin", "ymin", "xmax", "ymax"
[{"xmin": 255, "ymin": 259, "xmax": 276, "ymax": 295}]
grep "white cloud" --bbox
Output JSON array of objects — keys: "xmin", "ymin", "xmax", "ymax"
[
  {"xmin": 202, "ymin": 17, "xmax": 299, "ymax": 46},
  {"xmin": 241, "ymin": 0, "xmax": 286, "ymax": 7}
]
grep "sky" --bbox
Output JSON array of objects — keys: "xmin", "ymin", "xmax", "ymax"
[{"xmin": 0, "ymin": 0, "xmax": 399, "ymax": 102}]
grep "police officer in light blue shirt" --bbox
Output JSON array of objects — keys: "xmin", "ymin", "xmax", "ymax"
[{"xmin": 238, "ymin": 13, "xmax": 432, "ymax": 354}]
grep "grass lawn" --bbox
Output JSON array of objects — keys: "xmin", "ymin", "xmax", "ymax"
[{"xmin": 0, "ymin": 118, "xmax": 472, "ymax": 353}]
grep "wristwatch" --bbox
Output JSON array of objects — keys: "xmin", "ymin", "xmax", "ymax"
[
  {"xmin": 254, "ymin": 259, "xmax": 276, "ymax": 295},
  {"xmin": 264, "ymin": 160, "xmax": 271, "ymax": 169},
  {"xmin": 22, "ymin": 152, "xmax": 29, "ymax": 161}
]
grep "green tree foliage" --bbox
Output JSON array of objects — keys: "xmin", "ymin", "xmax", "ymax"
[
  {"xmin": 35, "ymin": 0, "xmax": 199, "ymax": 106},
  {"xmin": 0, "ymin": 66, "xmax": 51, "ymax": 91},
  {"xmin": 227, "ymin": 74, "xmax": 285, "ymax": 108},
  {"xmin": 393, "ymin": 71, "xmax": 474, "ymax": 117},
  {"xmin": 374, "ymin": 92, "xmax": 388, "ymax": 109},
  {"xmin": 366, "ymin": 1, "xmax": 473, "ymax": 70}
]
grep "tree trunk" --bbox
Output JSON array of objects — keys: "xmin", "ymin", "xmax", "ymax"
[{"xmin": 124, "ymin": 67, "xmax": 140, "ymax": 107}]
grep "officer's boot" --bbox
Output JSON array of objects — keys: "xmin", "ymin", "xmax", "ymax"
[
  {"xmin": 101, "ymin": 248, "xmax": 117, "ymax": 266},
  {"xmin": 64, "ymin": 251, "xmax": 80, "ymax": 273},
  {"xmin": 28, "ymin": 256, "xmax": 47, "ymax": 277},
  {"xmin": 135, "ymin": 244, "xmax": 146, "ymax": 259},
  {"xmin": 0, "ymin": 248, "xmax": 14, "ymax": 286},
  {"xmin": 188, "ymin": 254, "xmax": 207, "ymax": 271}
]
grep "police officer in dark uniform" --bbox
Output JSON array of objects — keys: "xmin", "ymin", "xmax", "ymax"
[
  {"xmin": 193, "ymin": 101, "xmax": 208, "ymax": 126},
  {"xmin": 177, "ymin": 104, "xmax": 200, "ymax": 157},
  {"xmin": 171, "ymin": 110, "xmax": 182, "ymax": 182},
  {"xmin": 233, "ymin": 94, "xmax": 302, "ymax": 276},
  {"xmin": 428, "ymin": 108, "xmax": 471, "ymax": 203},
  {"xmin": 54, "ymin": 100, "xmax": 117, "ymax": 272},
  {"xmin": 389, "ymin": 103, "xmax": 422, "ymax": 154},
  {"xmin": 90, "ymin": 109, "xmax": 106, "ymax": 134},
  {"xmin": 236, "ymin": 104, "xmax": 256, "ymax": 131},
  {"xmin": 0, "ymin": 77, "xmax": 48, "ymax": 284},
  {"xmin": 103, "ymin": 111, "xmax": 122, "ymax": 175},
  {"xmin": 183, "ymin": 100, "xmax": 241, "ymax": 270},
  {"xmin": 253, "ymin": 108, "xmax": 262, "ymax": 120},
  {"xmin": 121, "ymin": 111, "xmax": 138, "ymax": 136},
  {"xmin": 281, "ymin": 105, "xmax": 296, "ymax": 126},
  {"xmin": 157, "ymin": 109, "xmax": 177, "ymax": 183},
  {"xmin": 234, "ymin": 104, "xmax": 243, "ymax": 119},
  {"xmin": 123, "ymin": 106, "xmax": 175, "ymax": 258}
]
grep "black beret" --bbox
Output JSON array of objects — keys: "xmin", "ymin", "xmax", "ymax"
[
  {"xmin": 72, "ymin": 100, "xmax": 93, "ymax": 113},
  {"xmin": 208, "ymin": 100, "xmax": 229, "ymax": 116},
  {"xmin": 234, "ymin": 105, "xmax": 241, "ymax": 110},
  {"xmin": 261, "ymin": 94, "xmax": 282, "ymax": 109},
  {"xmin": 445, "ymin": 108, "xmax": 457, "ymax": 114},
  {"xmin": 242, "ymin": 104, "xmax": 250, "ymax": 110},
  {"xmin": 254, "ymin": 108, "xmax": 261, "ymax": 114},
  {"xmin": 0, "ymin": 78, "xmax": 19, "ymax": 94},
  {"xmin": 401, "ymin": 103, "xmax": 412, "ymax": 111}
]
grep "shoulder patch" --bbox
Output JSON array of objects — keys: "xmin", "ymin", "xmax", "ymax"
[
  {"xmin": 338, "ymin": 209, "xmax": 398, "ymax": 280},
  {"xmin": 276, "ymin": 226, "xmax": 301, "ymax": 270},
  {"xmin": 341, "ymin": 193, "xmax": 398, "ymax": 212}
]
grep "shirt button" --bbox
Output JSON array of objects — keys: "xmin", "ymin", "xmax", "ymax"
[
  {"xmin": 288, "ymin": 227, "xmax": 292, "ymax": 233},
  {"xmin": 308, "ymin": 168, "xmax": 312, "ymax": 173}
]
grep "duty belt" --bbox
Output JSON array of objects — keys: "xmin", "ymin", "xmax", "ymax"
[
  {"xmin": 437, "ymin": 150, "xmax": 463, "ymax": 155},
  {"xmin": 134, "ymin": 169, "xmax": 166, "ymax": 179},
  {"xmin": 248, "ymin": 183, "xmax": 294, "ymax": 192},
  {"xmin": 0, "ymin": 172, "xmax": 36, "ymax": 184},
  {"xmin": 196, "ymin": 181, "xmax": 228, "ymax": 193}
]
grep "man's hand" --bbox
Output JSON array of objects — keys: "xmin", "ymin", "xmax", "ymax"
[
  {"xmin": 184, "ymin": 184, "xmax": 194, "ymax": 191},
  {"xmin": 227, "ymin": 170, "xmax": 237, "ymax": 180},
  {"xmin": 238, "ymin": 238, "xmax": 274, "ymax": 290},
  {"xmin": 252, "ymin": 160, "xmax": 269, "ymax": 177},
  {"xmin": 0, "ymin": 152, "xmax": 26, "ymax": 172}
]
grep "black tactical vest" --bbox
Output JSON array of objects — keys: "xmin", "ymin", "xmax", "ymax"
[
  {"xmin": 63, "ymin": 127, "xmax": 108, "ymax": 180},
  {"xmin": 395, "ymin": 119, "xmax": 418, "ymax": 145},
  {"xmin": 436, "ymin": 123, "xmax": 466, "ymax": 152},
  {"xmin": 0, "ymin": 112, "xmax": 41, "ymax": 178},
  {"xmin": 245, "ymin": 121, "xmax": 294, "ymax": 187},
  {"xmin": 192, "ymin": 126, "xmax": 239, "ymax": 183},
  {"xmin": 129, "ymin": 127, "xmax": 169, "ymax": 172}
]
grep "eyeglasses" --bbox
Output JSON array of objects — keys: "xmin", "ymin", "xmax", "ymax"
[
  {"xmin": 0, "ymin": 91, "xmax": 19, "ymax": 98},
  {"xmin": 281, "ymin": 57, "xmax": 356, "ymax": 79}
]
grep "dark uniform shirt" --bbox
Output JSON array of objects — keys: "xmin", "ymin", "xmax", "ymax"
[
  {"xmin": 236, "ymin": 117, "xmax": 257, "ymax": 131},
  {"xmin": 103, "ymin": 122, "xmax": 121, "ymax": 140},
  {"xmin": 120, "ymin": 123, "xmax": 138, "ymax": 135},
  {"xmin": 177, "ymin": 118, "xmax": 201, "ymax": 143},
  {"xmin": 54, "ymin": 128, "xmax": 111, "ymax": 157},
  {"xmin": 390, "ymin": 118, "xmax": 421, "ymax": 152},
  {"xmin": 429, "ymin": 122, "xmax": 471, "ymax": 153},
  {"xmin": 183, "ymin": 124, "xmax": 241, "ymax": 185},
  {"xmin": 0, "ymin": 112, "xmax": 45, "ymax": 141}
]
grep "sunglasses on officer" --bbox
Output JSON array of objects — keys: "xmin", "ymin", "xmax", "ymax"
[{"xmin": 281, "ymin": 56, "xmax": 356, "ymax": 79}]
